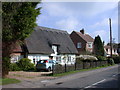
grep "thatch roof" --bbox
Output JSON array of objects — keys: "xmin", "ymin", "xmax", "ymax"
[{"xmin": 25, "ymin": 26, "xmax": 78, "ymax": 54}]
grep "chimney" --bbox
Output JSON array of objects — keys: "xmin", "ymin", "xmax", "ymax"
[{"xmin": 80, "ymin": 28, "xmax": 85, "ymax": 34}]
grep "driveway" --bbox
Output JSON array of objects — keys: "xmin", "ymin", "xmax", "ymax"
[{"xmin": 6, "ymin": 71, "xmax": 55, "ymax": 81}]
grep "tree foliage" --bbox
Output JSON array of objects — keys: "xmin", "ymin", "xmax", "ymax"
[
  {"xmin": 2, "ymin": 2, "xmax": 40, "ymax": 42},
  {"xmin": 2, "ymin": 2, "xmax": 41, "ymax": 77},
  {"xmin": 93, "ymin": 35, "xmax": 105, "ymax": 56}
]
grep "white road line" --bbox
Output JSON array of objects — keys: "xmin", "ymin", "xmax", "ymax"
[
  {"xmin": 112, "ymin": 74, "xmax": 117, "ymax": 77},
  {"xmin": 41, "ymin": 80, "xmax": 50, "ymax": 83},
  {"xmin": 84, "ymin": 79, "xmax": 106, "ymax": 88},
  {"xmin": 92, "ymin": 79, "xmax": 106, "ymax": 86},
  {"xmin": 84, "ymin": 85, "xmax": 92, "ymax": 88}
]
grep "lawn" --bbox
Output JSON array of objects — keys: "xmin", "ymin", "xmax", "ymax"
[{"xmin": 0, "ymin": 78, "xmax": 21, "ymax": 85}]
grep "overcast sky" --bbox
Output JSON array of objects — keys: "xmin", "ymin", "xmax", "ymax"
[{"xmin": 36, "ymin": 1, "xmax": 119, "ymax": 44}]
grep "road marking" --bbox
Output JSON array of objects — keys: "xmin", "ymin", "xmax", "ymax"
[
  {"xmin": 84, "ymin": 79, "xmax": 106, "ymax": 88},
  {"xmin": 84, "ymin": 85, "xmax": 92, "ymax": 88},
  {"xmin": 92, "ymin": 79, "xmax": 106, "ymax": 86},
  {"xmin": 41, "ymin": 80, "xmax": 50, "ymax": 83},
  {"xmin": 112, "ymin": 74, "xmax": 117, "ymax": 77}
]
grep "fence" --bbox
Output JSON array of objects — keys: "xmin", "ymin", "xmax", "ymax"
[{"xmin": 52, "ymin": 60, "xmax": 108, "ymax": 74}]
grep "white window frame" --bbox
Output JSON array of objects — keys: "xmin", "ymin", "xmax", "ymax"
[{"xmin": 88, "ymin": 42, "xmax": 92, "ymax": 48}]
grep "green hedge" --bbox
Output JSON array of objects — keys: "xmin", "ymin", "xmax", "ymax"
[
  {"xmin": 10, "ymin": 58, "xmax": 35, "ymax": 71},
  {"xmin": 96, "ymin": 56, "xmax": 107, "ymax": 61},
  {"xmin": 107, "ymin": 58, "xmax": 115, "ymax": 65},
  {"xmin": 112, "ymin": 56, "xmax": 120, "ymax": 64},
  {"xmin": 9, "ymin": 63, "xmax": 21, "ymax": 71}
]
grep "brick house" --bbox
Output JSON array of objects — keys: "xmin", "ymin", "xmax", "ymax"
[{"xmin": 70, "ymin": 29, "xmax": 94, "ymax": 54}]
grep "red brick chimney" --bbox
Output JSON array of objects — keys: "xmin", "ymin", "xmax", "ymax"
[{"xmin": 80, "ymin": 28, "xmax": 85, "ymax": 34}]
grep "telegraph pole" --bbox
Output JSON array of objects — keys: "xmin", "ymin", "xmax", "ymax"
[{"xmin": 109, "ymin": 18, "xmax": 112, "ymax": 58}]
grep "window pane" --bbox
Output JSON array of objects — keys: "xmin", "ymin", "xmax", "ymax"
[{"xmin": 77, "ymin": 42, "xmax": 81, "ymax": 48}]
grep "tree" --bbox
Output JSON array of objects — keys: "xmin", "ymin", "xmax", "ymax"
[
  {"xmin": 2, "ymin": 2, "xmax": 41, "ymax": 78},
  {"xmin": 93, "ymin": 35, "xmax": 104, "ymax": 56}
]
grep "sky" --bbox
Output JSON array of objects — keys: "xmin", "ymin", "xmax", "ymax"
[{"xmin": 36, "ymin": 1, "xmax": 119, "ymax": 44}]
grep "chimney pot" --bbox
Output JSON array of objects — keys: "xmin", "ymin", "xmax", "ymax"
[{"xmin": 80, "ymin": 28, "xmax": 85, "ymax": 34}]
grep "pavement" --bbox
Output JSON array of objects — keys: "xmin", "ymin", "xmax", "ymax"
[{"xmin": 1, "ymin": 64, "xmax": 119, "ymax": 89}]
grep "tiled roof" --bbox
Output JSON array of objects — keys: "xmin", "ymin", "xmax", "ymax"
[{"xmin": 75, "ymin": 31, "xmax": 94, "ymax": 42}]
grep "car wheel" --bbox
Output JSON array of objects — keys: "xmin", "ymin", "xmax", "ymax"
[{"xmin": 48, "ymin": 67, "xmax": 51, "ymax": 72}]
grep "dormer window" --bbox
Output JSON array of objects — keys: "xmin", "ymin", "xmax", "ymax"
[{"xmin": 52, "ymin": 45, "xmax": 58, "ymax": 54}]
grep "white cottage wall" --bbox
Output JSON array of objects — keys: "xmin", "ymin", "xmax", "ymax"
[{"xmin": 28, "ymin": 54, "xmax": 49, "ymax": 64}]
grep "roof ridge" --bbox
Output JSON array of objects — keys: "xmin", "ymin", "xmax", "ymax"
[{"xmin": 36, "ymin": 26, "xmax": 68, "ymax": 34}]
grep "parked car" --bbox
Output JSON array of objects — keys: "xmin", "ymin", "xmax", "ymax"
[{"xmin": 36, "ymin": 59, "xmax": 57, "ymax": 72}]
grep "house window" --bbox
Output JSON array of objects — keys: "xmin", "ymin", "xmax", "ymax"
[
  {"xmin": 114, "ymin": 49, "xmax": 116, "ymax": 53},
  {"xmin": 77, "ymin": 42, "xmax": 82, "ymax": 48},
  {"xmin": 88, "ymin": 42, "xmax": 92, "ymax": 48},
  {"xmin": 56, "ymin": 56, "xmax": 61, "ymax": 63},
  {"xmin": 68, "ymin": 56, "xmax": 71, "ymax": 62},
  {"xmin": 52, "ymin": 45, "xmax": 58, "ymax": 54},
  {"xmin": 106, "ymin": 49, "xmax": 108, "ymax": 52}
]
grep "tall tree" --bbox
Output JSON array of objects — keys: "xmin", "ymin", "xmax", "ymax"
[
  {"xmin": 2, "ymin": 2, "xmax": 41, "ymax": 78},
  {"xmin": 93, "ymin": 35, "xmax": 105, "ymax": 56}
]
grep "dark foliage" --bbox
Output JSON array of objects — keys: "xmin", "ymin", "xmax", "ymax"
[{"xmin": 93, "ymin": 35, "xmax": 104, "ymax": 56}]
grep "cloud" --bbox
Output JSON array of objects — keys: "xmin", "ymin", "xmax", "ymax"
[
  {"xmin": 91, "ymin": 30, "xmax": 108, "ymax": 42},
  {"xmin": 91, "ymin": 17, "xmax": 118, "ymax": 29},
  {"xmin": 56, "ymin": 17, "xmax": 81, "ymax": 33},
  {"xmin": 91, "ymin": 18, "xmax": 109, "ymax": 28},
  {"xmin": 38, "ymin": 2, "xmax": 117, "ymax": 17}
]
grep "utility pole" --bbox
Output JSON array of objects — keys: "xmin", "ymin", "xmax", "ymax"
[{"xmin": 109, "ymin": 18, "xmax": 112, "ymax": 58}]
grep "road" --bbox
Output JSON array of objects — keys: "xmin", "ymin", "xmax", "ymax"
[
  {"xmin": 2, "ymin": 65, "xmax": 120, "ymax": 89},
  {"xmin": 40, "ymin": 65, "xmax": 119, "ymax": 89}
]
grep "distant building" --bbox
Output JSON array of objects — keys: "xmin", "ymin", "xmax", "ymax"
[
  {"xmin": 11, "ymin": 26, "xmax": 78, "ymax": 65},
  {"xmin": 70, "ymin": 29, "xmax": 94, "ymax": 54},
  {"xmin": 117, "ymin": 43, "xmax": 120, "ymax": 56},
  {"xmin": 104, "ymin": 45, "xmax": 118, "ymax": 57}
]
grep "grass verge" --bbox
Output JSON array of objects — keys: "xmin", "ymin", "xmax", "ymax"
[
  {"xmin": 0, "ymin": 78, "xmax": 21, "ymax": 85},
  {"xmin": 47, "ymin": 64, "xmax": 115, "ymax": 77}
]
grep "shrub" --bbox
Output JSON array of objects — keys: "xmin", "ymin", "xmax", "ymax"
[
  {"xmin": 112, "ymin": 56, "xmax": 120, "ymax": 64},
  {"xmin": 9, "ymin": 63, "xmax": 21, "ymax": 71},
  {"xmin": 76, "ymin": 57, "xmax": 84, "ymax": 64},
  {"xmin": 17, "ymin": 58, "xmax": 35, "ymax": 71},
  {"xmin": 76, "ymin": 55, "xmax": 98, "ymax": 62},
  {"xmin": 96, "ymin": 56, "xmax": 107, "ymax": 61},
  {"xmin": 107, "ymin": 58, "xmax": 115, "ymax": 65}
]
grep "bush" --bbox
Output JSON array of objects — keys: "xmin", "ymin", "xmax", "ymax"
[
  {"xmin": 107, "ymin": 58, "xmax": 115, "ymax": 65},
  {"xmin": 76, "ymin": 55, "xmax": 98, "ymax": 62},
  {"xmin": 96, "ymin": 56, "xmax": 107, "ymax": 61},
  {"xmin": 9, "ymin": 63, "xmax": 21, "ymax": 71},
  {"xmin": 17, "ymin": 58, "xmax": 35, "ymax": 71},
  {"xmin": 76, "ymin": 57, "xmax": 84, "ymax": 64},
  {"xmin": 112, "ymin": 56, "xmax": 120, "ymax": 64}
]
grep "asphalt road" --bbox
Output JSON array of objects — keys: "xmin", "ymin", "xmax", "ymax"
[
  {"xmin": 2, "ymin": 65, "xmax": 119, "ymax": 90},
  {"xmin": 41, "ymin": 65, "xmax": 119, "ymax": 89}
]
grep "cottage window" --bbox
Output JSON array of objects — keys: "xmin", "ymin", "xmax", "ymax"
[
  {"xmin": 114, "ymin": 49, "xmax": 116, "ymax": 53},
  {"xmin": 106, "ymin": 49, "xmax": 108, "ymax": 52},
  {"xmin": 77, "ymin": 42, "xmax": 82, "ymax": 48},
  {"xmin": 56, "ymin": 56, "xmax": 61, "ymax": 63},
  {"xmin": 52, "ymin": 45, "xmax": 58, "ymax": 54},
  {"xmin": 68, "ymin": 56, "xmax": 71, "ymax": 62}
]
